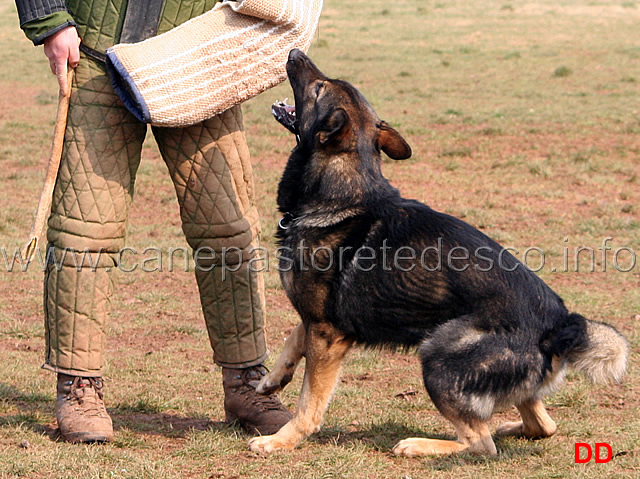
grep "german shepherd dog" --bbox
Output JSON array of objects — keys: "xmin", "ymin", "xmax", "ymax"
[{"xmin": 248, "ymin": 49, "xmax": 629, "ymax": 457}]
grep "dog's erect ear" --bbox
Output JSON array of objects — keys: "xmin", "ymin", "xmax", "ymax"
[
  {"xmin": 376, "ymin": 121, "xmax": 412, "ymax": 160},
  {"xmin": 318, "ymin": 108, "xmax": 348, "ymax": 145}
]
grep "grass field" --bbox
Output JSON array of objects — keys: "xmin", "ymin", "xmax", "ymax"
[{"xmin": 1, "ymin": 0, "xmax": 639, "ymax": 477}]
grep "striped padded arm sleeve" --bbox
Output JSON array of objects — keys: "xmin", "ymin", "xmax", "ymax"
[{"xmin": 16, "ymin": 0, "xmax": 68, "ymax": 25}]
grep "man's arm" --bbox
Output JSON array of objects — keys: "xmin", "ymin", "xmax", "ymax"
[
  {"xmin": 16, "ymin": 1, "xmax": 76, "ymax": 44},
  {"xmin": 15, "ymin": 1, "xmax": 80, "ymax": 95}
]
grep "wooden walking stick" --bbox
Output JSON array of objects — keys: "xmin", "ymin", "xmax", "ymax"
[{"xmin": 22, "ymin": 68, "xmax": 74, "ymax": 263}]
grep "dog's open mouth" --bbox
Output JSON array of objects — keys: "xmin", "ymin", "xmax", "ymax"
[{"xmin": 272, "ymin": 99, "xmax": 297, "ymax": 135}]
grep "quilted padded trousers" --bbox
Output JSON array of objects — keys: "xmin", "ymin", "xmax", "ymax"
[{"xmin": 42, "ymin": 55, "xmax": 267, "ymax": 376}]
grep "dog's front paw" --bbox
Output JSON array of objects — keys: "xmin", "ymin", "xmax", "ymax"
[
  {"xmin": 256, "ymin": 371, "xmax": 293, "ymax": 395},
  {"xmin": 255, "ymin": 373, "xmax": 281, "ymax": 395},
  {"xmin": 393, "ymin": 438, "xmax": 427, "ymax": 458},
  {"xmin": 248, "ymin": 434, "xmax": 296, "ymax": 454},
  {"xmin": 392, "ymin": 438, "xmax": 468, "ymax": 457}
]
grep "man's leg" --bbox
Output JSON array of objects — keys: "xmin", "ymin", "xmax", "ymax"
[
  {"xmin": 153, "ymin": 105, "xmax": 291, "ymax": 434},
  {"xmin": 44, "ymin": 54, "xmax": 147, "ymax": 442}
]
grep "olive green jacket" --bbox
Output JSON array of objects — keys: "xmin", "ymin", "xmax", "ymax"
[{"xmin": 17, "ymin": 0, "xmax": 218, "ymax": 52}]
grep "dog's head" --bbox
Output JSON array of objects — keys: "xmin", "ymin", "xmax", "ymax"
[{"xmin": 274, "ymin": 49, "xmax": 412, "ymax": 161}]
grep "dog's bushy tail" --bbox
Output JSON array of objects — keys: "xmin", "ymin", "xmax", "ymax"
[{"xmin": 561, "ymin": 314, "xmax": 629, "ymax": 384}]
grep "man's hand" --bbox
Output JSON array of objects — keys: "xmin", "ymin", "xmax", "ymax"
[{"xmin": 43, "ymin": 26, "xmax": 81, "ymax": 96}]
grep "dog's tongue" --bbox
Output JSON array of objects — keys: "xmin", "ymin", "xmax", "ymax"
[{"xmin": 272, "ymin": 100, "xmax": 297, "ymax": 134}]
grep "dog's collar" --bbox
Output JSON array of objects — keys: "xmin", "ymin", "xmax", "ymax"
[
  {"xmin": 278, "ymin": 212, "xmax": 305, "ymax": 230},
  {"xmin": 279, "ymin": 207, "xmax": 364, "ymax": 230}
]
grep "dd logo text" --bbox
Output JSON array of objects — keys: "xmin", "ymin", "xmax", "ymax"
[{"xmin": 574, "ymin": 442, "xmax": 613, "ymax": 464}]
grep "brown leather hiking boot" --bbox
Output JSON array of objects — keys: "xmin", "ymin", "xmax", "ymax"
[
  {"xmin": 56, "ymin": 374, "xmax": 114, "ymax": 443},
  {"xmin": 223, "ymin": 365, "xmax": 292, "ymax": 435}
]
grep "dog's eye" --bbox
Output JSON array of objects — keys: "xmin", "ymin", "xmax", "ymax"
[{"xmin": 315, "ymin": 82, "xmax": 324, "ymax": 95}]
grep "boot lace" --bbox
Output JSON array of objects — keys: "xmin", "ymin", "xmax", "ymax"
[{"xmin": 68, "ymin": 377, "xmax": 108, "ymax": 417}]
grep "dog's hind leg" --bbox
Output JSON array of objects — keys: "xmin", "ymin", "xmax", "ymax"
[
  {"xmin": 496, "ymin": 398, "xmax": 557, "ymax": 439},
  {"xmin": 496, "ymin": 357, "xmax": 562, "ymax": 439},
  {"xmin": 394, "ymin": 323, "xmax": 502, "ymax": 457},
  {"xmin": 257, "ymin": 322, "xmax": 306, "ymax": 394},
  {"xmin": 249, "ymin": 322, "xmax": 355, "ymax": 454},
  {"xmin": 393, "ymin": 415, "xmax": 496, "ymax": 457}
]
